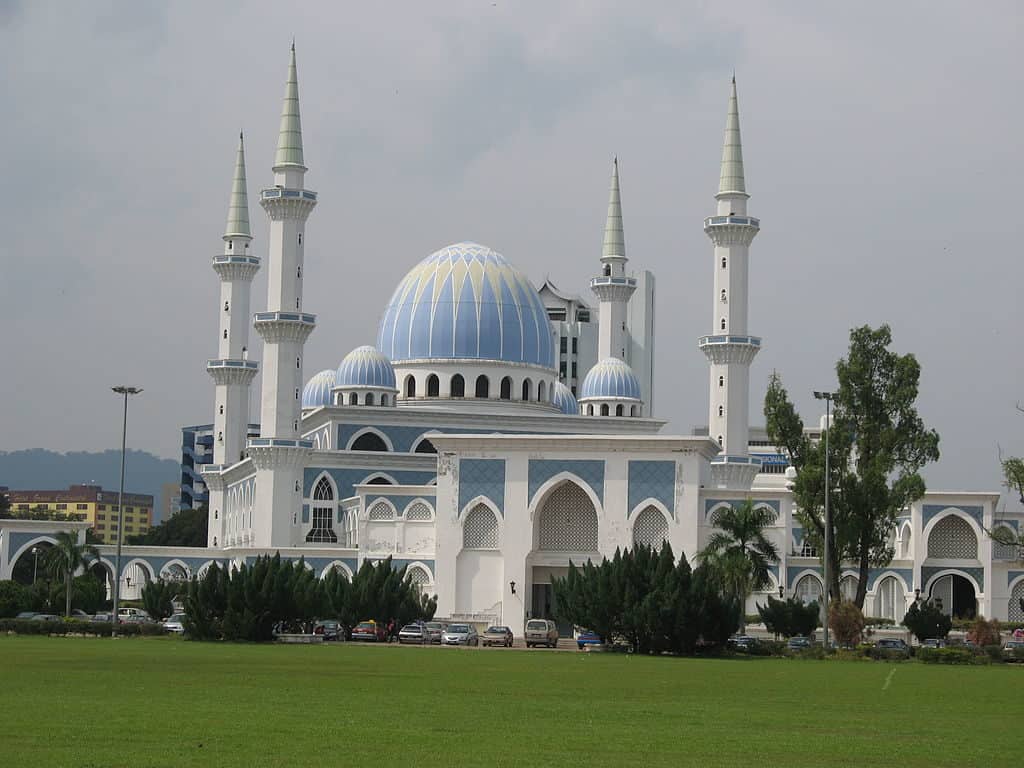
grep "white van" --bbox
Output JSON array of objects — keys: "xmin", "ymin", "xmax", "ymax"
[
  {"xmin": 524, "ymin": 618, "xmax": 559, "ymax": 648},
  {"xmin": 117, "ymin": 607, "xmax": 151, "ymax": 624}
]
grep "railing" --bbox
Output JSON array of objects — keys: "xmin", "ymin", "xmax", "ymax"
[
  {"xmin": 253, "ymin": 312, "xmax": 316, "ymax": 324},
  {"xmin": 212, "ymin": 255, "xmax": 260, "ymax": 266},
  {"xmin": 247, "ymin": 438, "xmax": 314, "ymax": 449},
  {"xmin": 260, "ymin": 188, "xmax": 317, "ymax": 201},
  {"xmin": 698, "ymin": 335, "xmax": 762, "ymax": 347},
  {"xmin": 704, "ymin": 215, "xmax": 760, "ymax": 228},
  {"xmin": 206, "ymin": 359, "xmax": 259, "ymax": 370},
  {"xmin": 589, "ymin": 276, "xmax": 637, "ymax": 288}
]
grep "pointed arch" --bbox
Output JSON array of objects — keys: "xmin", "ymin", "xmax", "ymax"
[
  {"xmin": 404, "ymin": 561, "xmax": 433, "ymax": 591},
  {"xmin": 532, "ymin": 477, "xmax": 599, "ymax": 552},
  {"xmin": 427, "ymin": 374, "xmax": 440, "ymax": 397},
  {"xmin": 631, "ymin": 505, "xmax": 669, "ymax": 550},
  {"xmin": 462, "ymin": 503, "xmax": 500, "ymax": 549},
  {"xmin": 320, "ymin": 561, "xmax": 353, "ymax": 580},
  {"xmin": 521, "ymin": 378, "xmax": 532, "ymax": 401},
  {"xmin": 367, "ymin": 498, "xmax": 397, "ymax": 521},
  {"xmin": 404, "ymin": 498, "xmax": 435, "ymax": 521},
  {"xmin": 926, "ymin": 513, "xmax": 979, "ymax": 559},
  {"xmin": 450, "ymin": 374, "xmax": 465, "ymax": 397},
  {"xmin": 404, "ymin": 374, "xmax": 416, "ymax": 398},
  {"xmin": 360, "ymin": 472, "xmax": 397, "ymax": 486},
  {"xmin": 499, "ymin": 376, "xmax": 512, "ymax": 400},
  {"xmin": 346, "ymin": 427, "xmax": 393, "ymax": 452},
  {"xmin": 475, "ymin": 374, "xmax": 490, "ymax": 398},
  {"xmin": 159, "ymin": 559, "xmax": 192, "ymax": 582},
  {"xmin": 538, "ymin": 380, "xmax": 547, "ymax": 402}
]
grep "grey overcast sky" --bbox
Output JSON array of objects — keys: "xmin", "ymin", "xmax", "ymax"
[{"xmin": 1, "ymin": 1, "xmax": 1021, "ymax": 508}]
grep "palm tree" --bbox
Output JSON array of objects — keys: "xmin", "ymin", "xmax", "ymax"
[
  {"xmin": 43, "ymin": 531, "xmax": 102, "ymax": 617},
  {"xmin": 699, "ymin": 498, "xmax": 780, "ymax": 631}
]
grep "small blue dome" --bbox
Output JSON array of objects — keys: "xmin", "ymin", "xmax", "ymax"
[
  {"xmin": 552, "ymin": 381, "xmax": 578, "ymax": 415},
  {"xmin": 302, "ymin": 369, "xmax": 336, "ymax": 408},
  {"xmin": 336, "ymin": 345, "xmax": 396, "ymax": 389},
  {"xmin": 580, "ymin": 357, "xmax": 642, "ymax": 401},
  {"xmin": 377, "ymin": 242, "xmax": 555, "ymax": 369}
]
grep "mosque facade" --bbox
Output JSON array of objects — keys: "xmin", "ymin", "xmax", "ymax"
[{"xmin": 2, "ymin": 47, "xmax": 1021, "ymax": 629}]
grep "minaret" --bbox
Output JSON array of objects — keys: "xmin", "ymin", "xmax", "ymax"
[
  {"xmin": 248, "ymin": 44, "xmax": 318, "ymax": 548},
  {"xmin": 591, "ymin": 157, "xmax": 636, "ymax": 361},
  {"xmin": 203, "ymin": 134, "xmax": 260, "ymax": 547},
  {"xmin": 699, "ymin": 77, "xmax": 762, "ymax": 465}
]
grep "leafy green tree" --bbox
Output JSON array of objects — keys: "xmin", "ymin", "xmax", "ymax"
[
  {"xmin": 698, "ymin": 498, "xmax": 779, "ymax": 631},
  {"xmin": 141, "ymin": 578, "xmax": 181, "ymax": 621},
  {"xmin": 183, "ymin": 563, "xmax": 228, "ymax": 640},
  {"xmin": 69, "ymin": 574, "xmax": 106, "ymax": 614},
  {"xmin": 127, "ymin": 505, "xmax": 207, "ymax": 547},
  {"xmin": 765, "ymin": 325, "xmax": 940, "ymax": 608},
  {"xmin": 828, "ymin": 600, "xmax": 865, "ymax": 646},
  {"xmin": 903, "ymin": 598, "xmax": 952, "ymax": 642},
  {"xmin": 0, "ymin": 580, "xmax": 29, "ymax": 617},
  {"xmin": 757, "ymin": 596, "xmax": 820, "ymax": 638},
  {"xmin": 42, "ymin": 531, "xmax": 101, "ymax": 617}
]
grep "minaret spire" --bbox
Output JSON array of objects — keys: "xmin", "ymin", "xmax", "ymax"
[
  {"xmin": 602, "ymin": 156, "xmax": 625, "ymax": 259},
  {"xmin": 224, "ymin": 132, "xmax": 251, "ymax": 240},
  {"xmin": 274, "ymin": 44, "xmax": 305, "ymax": 172},
  {"xmin": 718, "ymin": 76, "xmax": 746, "ymax": 196}
]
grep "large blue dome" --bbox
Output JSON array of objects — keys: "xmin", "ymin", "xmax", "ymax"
[
  {"xmin": 377, "ymin": 242, "xmax": 555, "ymax": 369},
  {"xmin": 580, "ymin": 357, "xmax": 642, "ymax": 401},
  {"xmin": 302, "ymin": 369, "xmax": 336, "ymax": 408},
  {"xmin": 336, "ymin": 345, "xmax": 396, "ymax": 389},
  {"xmin": 551, "ymin": 381, "xmax": 578, "ymax": 415}
]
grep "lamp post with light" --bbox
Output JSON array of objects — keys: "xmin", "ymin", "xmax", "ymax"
[
  {"xmin": 111, "ymin": 385, "xmax": 142, "ymax": 637},
  {"xmin": 813, "ymin": 390, "xmax": 836, "ymax": 649}
]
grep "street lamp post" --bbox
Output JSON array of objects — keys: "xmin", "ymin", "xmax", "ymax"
[
  {"xmin": 111, "ymin": 385, "xmax": 142, "ymax": 637},
  {"xmin": 31, "ymin": 546, "xmax": 40, "ymax": 585},
  {"xmin": 813, "ymin": 390, "xmax": 836, "ymax": 649}
]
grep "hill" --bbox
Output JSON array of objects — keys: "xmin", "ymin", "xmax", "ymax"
[{"xmin": 0, "ymin": 448, "xmax": 180, "ymax": 522}]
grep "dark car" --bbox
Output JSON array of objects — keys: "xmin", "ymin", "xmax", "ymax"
[
  {"xmin": 875, "ymin": 638, "xmax": 911, "ymax": 658},
  {"xmin": 1002, "ymin": 640, "xmax": 1024, "ymax": 662},
  {"xmin": 351, "ymin": 620, "xmax": 386, "ymax": 642},
  {"xmin": 728, "ymin": 635, "xmax": 758, "ymax": 652},
  {"xmin": 313, "ymin": 620, "xmax": 341, "ymax": 641},
  {"xmin": 787, "ymin": 636, "xmax": 812, "ymax": 651}
]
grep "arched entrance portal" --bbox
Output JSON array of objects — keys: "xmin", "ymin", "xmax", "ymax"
[
  {"xmin": 531, "ymin": 481, "xmax": 599, "ymax": 637},
  {"xmin": 929, "ymin": 574, "xmax": 977, "ymax": 620},
  {"xmin": 10, "ymin": 540, "xmax": 54, "ymax": 586}
]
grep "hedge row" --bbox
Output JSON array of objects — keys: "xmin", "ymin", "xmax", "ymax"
[{"xmin": 0, "ymin": 619, "xmax": 166, "ymax": 637}]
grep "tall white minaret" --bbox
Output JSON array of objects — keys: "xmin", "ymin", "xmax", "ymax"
[
  {"xmin": 699, "ymin": 77, "xmax": 761, "ymax": 459},
  {"xmin": 203, "ymin": 134, "xmax": 260, "ymax": 548},
  {"xmin": 591, "ymin": 157, "xmax": 636, "ymax": 361},
  {"xmin": 248, "ymin": 44, "xmax": 317, "ymax": 548}
]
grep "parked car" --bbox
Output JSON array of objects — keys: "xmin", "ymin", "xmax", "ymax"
[
  {"xmin": 728, "ymin": 635, "xmax": 758, "ymax": 651},
  {"xmin": 874, "ymin": 638, "xmax": 911, "ymax": 658},
  {"xmin": 117, "ymin": 607, "xmax": 151, "ymax": 624},
  {"xmin": 921, "ymin": 638, "xmax": 945, "ymax": 649},
  {"xmin": 162, "ymin": 614, "xmax": 187, "ymax": 634},
  {"xmin": 15, "ymin": 612, "xmax": 37, "ymax": 620},
  {"xmin": 482, "ymin": 626, "xmax": 514, "ymax": 647},
  {"xmin": 576, "ymin": 629, "xmax": 602, "ymax": 650},
  {"xmin": 423, "ymin": 621, "xmax": 447, "ymax": 644},
  {"xmin": 30, "ymin": 613, "xmax": 60, "ymax": 622},
  {"xmin": 70, "ymin": 609, "xmax": 91, "ymax": 620},
  {"xmin": 787, "ymin": 636, "xmax": 812, "ymax": 651},
  {"xmin": 524, "ymin": 619, "xmax": 559, "ymax": 648},
  {"xmin": 398, "ymin": 623, "xmax": 428, "ymax": 644},
  {"xmin": 351, "ymin": 620, "xmax": 386, "ymax": 642},
  {"xmin": 92, "ymin": 613, "xmax": 114, "ymax": 623},
  {"xmin": 1002, "ymin": 640, "xmax": 1024, "ymax": 661},
  {"xmin": 441, "ymin": 623, "xmax": 479, "ymax": 646}
]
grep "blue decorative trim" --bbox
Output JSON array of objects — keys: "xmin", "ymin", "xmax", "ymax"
[
  {"xmin": 1009, "ymin": 571, "xmax": 1024, "ymax": 588},
  {"xmin": 865, "ymin": 568, "xmax": 913, "ymax": 591},
  {"xmin": 364, "ymin": 493, "xmax": 435, "ymax": 513},
  {"xmin": 301, "ymin": 504, "xmax": 310, "ymax": 524},
  {"xmin": 922, "ymin": 505, "xmax": 983, "ymax": 528},
  {"xmin": 627, "ymin": 461, "xmax": 675, "ymax": 518},
  {"xmin": 303, "ymin": 467, "xmax": 437, "ymax": 499},
  {"xmin": 459, "ymin": 459, "xmax": 506, "ymax": 517},
  {"xmin": 787, "ymin": 565, "xmax": 822, "ymax": 588},
  {"xmin": 528, "ymin": 460, "xmax": 604, "ymax": 506},
  {"xmin": 921, "ymin": 566, "xmax": 985, "ymax": 592},
  {"xmin": 995, "ymin": 519, "xmax": 1020, "ymax": 532}
]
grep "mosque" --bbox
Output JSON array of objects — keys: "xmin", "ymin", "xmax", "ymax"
[{"xmin": 2, "ymin": 46, "xmax": 1021, "ymax": 629}]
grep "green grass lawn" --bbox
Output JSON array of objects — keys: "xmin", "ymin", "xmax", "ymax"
[{"xmin": 1, "ymin": 636, "xmax": 1019, "ymax": 767}]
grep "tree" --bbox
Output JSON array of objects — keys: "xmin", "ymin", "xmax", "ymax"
[
  {"xmin": 966, "ymin": 616, "xmax": 1001, "ymax": 647},
  {"xmin": 141, "ymin": 578, "xmax": 181, "ymax": 621},
  {"xmin": 903, "ymin": 598, "xmax": 952, "ymax": 642},
  {"xmin": 765, "ymin": 325, "xmax": 940, "ymax": 608},
  {"xmin": 828, "ymin": 601, "xmax": 865, "ymax": 647},
  {"xmin": 127, "ymin": 505, "xmax": 207, "ymax": 547},
  {"xmin": 41, "ymin": 531, "xmax": 101, "ymax": 617},
  {"xmin": 756, "ymin": 596, "xmax": 820, "ymax": 638},
  {"xmin": 0, "ymin": 580, "xmax": 29, "ymax": 617},
  {"xmin": 698, "ymin": 498, "xmax": 779, "ymax": 630}
]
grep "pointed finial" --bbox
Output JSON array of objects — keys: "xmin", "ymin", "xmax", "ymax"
[
  {"xmin": 718, "ymin": 76, "xmax": 746, "ymax": 195},
  {"xmin": 224, "ymin": 133, "xmax": 251, "ymax": 240},
  {"xmin": 602, "ymin": 156, "xmax": 625, "ymax": 259},
  {"xmin": 273, "ymin": 44, "xmax": 305, "ymax": 170}
]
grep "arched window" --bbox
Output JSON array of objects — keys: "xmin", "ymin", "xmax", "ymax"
[
  {"xmin": 600, "ymin": 404, "xmax": 609, "ymax": 416},
  {"xmin": 405, "ymin": 376, "xmax": 416, "ymax": 398},
  {"xmin": 368, "ymin": 501, "xmax": 394, "ymax": 520},
  {"xmin": 630, "ymin": 405, "xmax": 638, "ymax": 417},
  {"xmin": 365, "ymin": 392, "xmax": 375, "ymax": 406},
  {"xmin": 407, "ymin": 566, "xmax": 430, "ymax": 592},
  {"xmin": 306, "ymin": 477, "xmax": 338, "ymax": 543},
  {"xmin": 613, "ymin": 404, "xmax": 622, "ymax": 416},
  {"xmin": 587, "ymin": 405, "xmax": 594, "ymax": 416},
  {"xmin": 1010, "ymin": 580, "xmax": 1024, "ymax": 622},
  {"xmin": 380, "ymin": 394, "xmax": 389, "ymax": 407},
  {"xmin": 366, "ymin": 476, "xmax": 393, "ymax": 485},
  {"xmin": 875, "ymin": 576, "xmax": 899, "ymax": 621},
  {"xmin": 223, "ymin": 329, "xmax": 228, "ymax": 339},
  {"xmin": 224, "ymin": 301, "xmax": 230, "ymax": 311},
  {"xmin": 718, "ymin": 405, "xmax": 724, "ymax": 417},
  {"xmin": 538, "ymin": 381, "xmax": 547, "ymax": 402},
  {"xmin": 405, "ymin": 502, "xmax": 433, "ymax": 521},
  {"xmin": 717, "ymin": 435, "xmax": 723, "ymax": 446},
  {"xmin": 414, "ymin": 438, "xmax": 437, "ymax": 454},
  {"xmin": 475, "ymin": 375, "xmax": 490, "ymax": 398},
  {"xmin": 721, "ymin": 289, "xmax": 727, "ymax": 302},
  {"xmin": 721, "ymin": 257, "xmax": 727, "ymax": 268},
  {"xmin": 901, "ymin": 524, "xmax": 913, "ymax": 558},
  {"xmin": 427, "ymin": 374, "xmax": 440, "ymax": 397},
  {"xmin": 463, "ymin": 504, "xmax": 500, "ymax": 549},
  {"xmin": 927, "ymin": 515, "xmax": 978, "ymax": 559},
  {"xmin": 794, "ymin": 575, "xmax": 823, "ymax": 606},
  {"xmin": 351, "ymin": 431, "xmax": 389, "ymax": 452},
  {"xmin": 500, "ymin": 376, "xmax": 512, "ymax": 400},
  {"xmin": 840, "ymin": 575, "xmax": 858, "ymax": 602},
  {"xmin": 720, "ymin": 318, "xmax": 726, "ymax": 331},
  {"xmin": 718, "ymin": 376, "xmax": 725, "ymax": 387},
  {"xmin": 603, "ymin": 264, "xmax": 611, "ymax": 276},
  {"xmin": 632, "ymin": 506, "xmax": 668, "ymax": 550},
  {"xmin": 536, "ymin": 482, "xmax": 598, "ymax": 551},
  {"xmin": 993, "ymin": 527, "xmax": 1017, "ymax": 560},
  {"xmin": 522, "ymin": 379, "xmax": 532, "ymax": 401},
  {"xmin": 348, "ymin": 392, "xmax": 357, "ymax": 405},
  {"xmin": 451, "ymin": 374, "xmax": 465, "ymax": 397}
]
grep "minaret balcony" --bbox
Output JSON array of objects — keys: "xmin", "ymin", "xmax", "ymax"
[
  {"xmin": 590, "ymin": 275, "xmax": 637, "ymax": 301},
  {"xmin": 207, "ymin": 358, "xmax": 260, "ymax": 385},
  {"xmin": 260, "ymin": 188, "xmax": 317, "ymax": 201},
  {"xmin": 260, "ymin": 187, "xmax": 317, "ymax": 221},
  {"xmin": 704, "ymin": 215, "xmax": 759, "ymax": 246},
  {"xmin": 253, "ymin": 311, "xmax": 317, "ymax": 344},
  {"xmin": 709, "ymin": 454, "xmax": 763, "ymax": 491},
  {"xmin": 698, "ymin": 335, "xmax": 762, "ymax": 365},
  {"xmin": 704, "ymin": 215, "xmax": 759, "ymax": 228},
  {"xmin": 212, "ymin": 254, "xmax": 261, "ymax": 281}
]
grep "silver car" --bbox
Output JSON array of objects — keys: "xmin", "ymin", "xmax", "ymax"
[
  {"xmin": 162, "ymin": 613, "xmax": 187, "ymax": 634},
  {"xmin": 441, "ymin": 623, "xmax": 479, "ymax": 646},
  {"xmin": 423, "ymin": 621, "xmax": 447, "ymax": 644}
]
